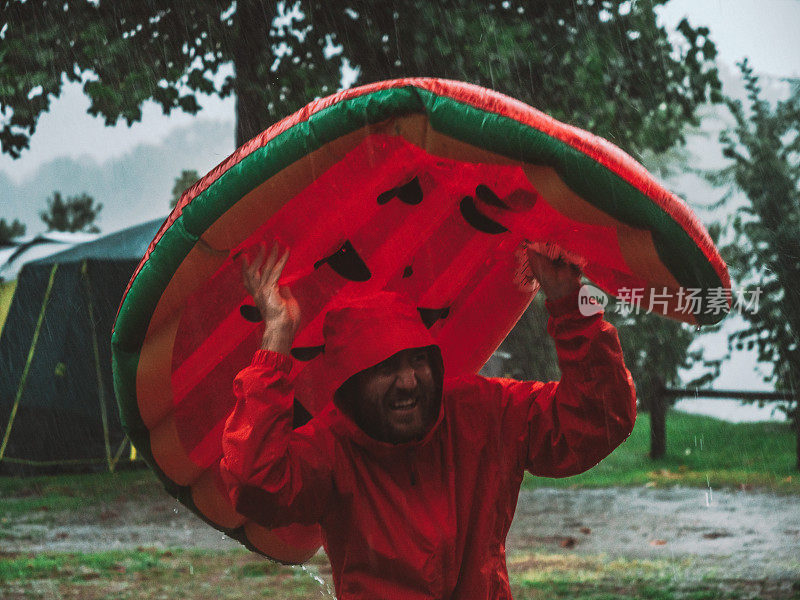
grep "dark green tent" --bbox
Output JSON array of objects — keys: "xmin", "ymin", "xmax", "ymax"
[{"xmin": 0, "ymin": 218, "xmax": 162, "ymax": 475}]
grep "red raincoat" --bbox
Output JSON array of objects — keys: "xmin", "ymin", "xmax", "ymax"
[{"xmin": 220, "ymin": 289, "xmax": 636, "ymax": 598}]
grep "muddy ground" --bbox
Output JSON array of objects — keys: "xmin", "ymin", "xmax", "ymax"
[{"xmin": 4, "ymin": 485, "xmax": 799, "ymax": 582}]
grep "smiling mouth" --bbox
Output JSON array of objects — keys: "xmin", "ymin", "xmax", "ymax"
[{"xmin": 389, "ymin": 397, "xmax": 418, "ymax": 411}]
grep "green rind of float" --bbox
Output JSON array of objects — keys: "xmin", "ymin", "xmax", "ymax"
[{"xmin": 111, "ymin": 82, "xmax": 727, "ymax": 553}]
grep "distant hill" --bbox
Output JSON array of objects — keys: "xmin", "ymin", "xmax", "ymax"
[{"xmin": 0, "ymin": 120, "xmax": 234, "ymax": 236}]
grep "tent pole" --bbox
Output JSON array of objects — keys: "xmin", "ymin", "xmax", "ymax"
[
  {"xmin": 82, "ymin": 260, "xmax": 114, "ymax": 472},
  {"xmin": 0, "ymin": 263, "xmax": 59, "ymax": 462},
  {"xmin": 110, "ymin": 436, "xmax": 130, "ymax": 470}
]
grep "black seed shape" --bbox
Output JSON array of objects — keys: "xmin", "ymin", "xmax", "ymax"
[
  {"xmin": 417, "ymin": 306, "xmax": 451, "ymax": 328},
  {"xmin": 475, "ymin": 184, "xmax": 509, "ymax": 209},
  {"xmin": 290, "ymin": 345, "xmax": 326, "ymax": 361},
  {"xmin": 377, "ymin": 177, "xmax": 422, "ymax": 205},
  {"xmin": 292, "ymin": 398, "xmax": 313, "ymax": 429},
  {"xmin": 402, "ymin": 265, "xmax": 413, "ymax": 278},
  {"xmin": 240, "ymin": 304, "xmax": 262, "ymax": 322},
  {"xmin": 459, "ymin": 196, "xmax": 508, "ymax": 234},
  {"xmin": 313, "ymin": 240, "xmax": 371, "ymax": 281}
]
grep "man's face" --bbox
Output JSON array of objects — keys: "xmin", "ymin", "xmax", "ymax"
[{"xmin": 350, "ymin": 347, "xmax": 439, "ymax": 444}]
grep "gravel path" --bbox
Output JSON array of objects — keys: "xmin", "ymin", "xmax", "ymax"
[{"xmin": 5, "ymin": 486, "xmax": 800, "ymax": 579}]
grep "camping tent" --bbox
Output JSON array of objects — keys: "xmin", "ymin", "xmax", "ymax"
[
  {"xmin": 1, "ymin": 232, "xmax": 100, "ymax": 333},
  {"xmin": 0, "ymin": 219, "xmax": 162, "ymax": 475}
]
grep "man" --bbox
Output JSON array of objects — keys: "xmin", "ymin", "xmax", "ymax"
[{"xmin": 221, "ymin": 242, "xmax": 636, "ymax": 599}]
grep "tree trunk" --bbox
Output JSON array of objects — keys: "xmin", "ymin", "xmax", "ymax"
[
  {"xmin": 233, "ymin": 0, "xmax": 275, "ymax": 147},
  {"xmin": 794, "ymin": 408, "xmax": 800, "ymax": 472},
  {"xmin": 649, "ymin": 379, "xmax": 667, "ymax": 459}
]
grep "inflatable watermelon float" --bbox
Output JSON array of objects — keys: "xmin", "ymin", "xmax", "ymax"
[{"xmin": 112, "ymin": 78, "xmax": 729, "ymax": 563}]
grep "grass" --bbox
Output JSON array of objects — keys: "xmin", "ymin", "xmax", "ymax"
[
  {"xmin": 0, "ymin": 549, "xmax": 163, "ymax": 581},
  {"xmin": 1, "ymin": 548, "xmax": 796, "ymax": 599},
  {"xmin": 0, "ymin": 548, "xmax": 334, "ymax": 599},
  {"xmin": 507, "ymin": 551, "xmax": 800, "ymax": 599},
  {"xmin": 0, "ymin": 468, "xmax": 160, "ymax": 519},
  {"xmin": 524, "ymin": 410, "xmax": 799, "ymax": 493}
]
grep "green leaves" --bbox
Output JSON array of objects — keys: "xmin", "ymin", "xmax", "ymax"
[
  {"xmin": 0, "ymin": 218, "xmax": 25, "ymax": 246},
  {"xmin": 714, "ymin": 61, "xmax": 800, "ymax": 408},
  {"xmin": 40, "ymin": 191, "xmax": 103, "ymax": 233},
  {"xmin": 1, "ymin": 0, "xmax": 721, "ymax": 157}
]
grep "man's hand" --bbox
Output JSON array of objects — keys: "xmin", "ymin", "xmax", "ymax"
[
  {"xmin": 526, "ymin": 245, "xmax": 582, "ymax": 301},
  {"xmin": 242, "ymin": 242, "xmax": 301, "ymax": 355}
]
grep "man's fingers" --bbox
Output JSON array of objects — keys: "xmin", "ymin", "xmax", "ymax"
[
  {"xmin": 239, "ymin": 240, "xmax": 295, "ymax": 305},
  {"xmin": 259, "ymin": 242, "xmax": 281, "ymax": 287},
  {"xmin": 252, "ymin": 243, "xmax": 267, "ymax": 273},
  {"xmin": 241, "ymin": 244, "xmax": 263, "ymax": 292},
  {"xmin": 267, "ymin": 248, "xmax": 290, "ymax": 288},
  {"xmin": 241, "ymin": 256, "xmax": 253, "ymax": 293}
]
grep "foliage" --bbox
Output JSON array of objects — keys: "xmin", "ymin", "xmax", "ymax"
[
  {"xmin": 324, "ymin": 0, "xmax": 721, "ymax": 155},
  {"xmin": 1, "ymin": 0, "xmax": 720, "ymax": 155},
  {"xmin": 40, "ymin": 191, "xmax": 103, "ymax": 233},
  {"xmin": 170, "ymin": 169, "xmax": 200, "ymax": 208},
  {"xmin": 711, "ymin": 61, "xmax": 800, "ymax": 425},
  {"xmin": 0, "ymin": 217, "xmax": 25, "ymax": 246}
]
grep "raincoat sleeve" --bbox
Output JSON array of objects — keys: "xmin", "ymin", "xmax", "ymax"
[
  {"xmin": 220, "ymin": 350, "xmax": 334, "ymax": 527},
  {"xmin": 506, "ymin": 287, "xmax": 637, "ymax": 477}
]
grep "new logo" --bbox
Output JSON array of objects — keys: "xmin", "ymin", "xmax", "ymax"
[{"xmin": 578, "ymin": 284, "xmax": 608, "ymax": 316}]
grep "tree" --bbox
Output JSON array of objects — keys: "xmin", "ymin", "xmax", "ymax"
[
  {"xmin": 0, "ymin": 218, "xmax": 25, "ymax": 246},
  {"xmin": 2, "ymin": 1, "xmax": 719, "ymax": 157},
  {"xmin": 170, "ymin": 169, "xmax": 200, "ymax": 208},
  {"xmin": 40, "ymin": 192, "xmax": 103, "ymax": 233},
  {"xmin": 712, "ymin": 60, "xmax": 800, "ymax": 468}
]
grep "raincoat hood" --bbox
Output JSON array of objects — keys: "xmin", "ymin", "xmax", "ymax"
[{"xmin": 321, "ymin": 292, "xmax": 442, "ymax": 397}]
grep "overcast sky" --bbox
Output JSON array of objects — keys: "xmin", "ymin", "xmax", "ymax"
[{"xmin": 1, "ymin": 0, "xmax": 798, "ymax": 182}]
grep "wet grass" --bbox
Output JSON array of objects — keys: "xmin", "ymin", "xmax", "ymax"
[
  {"xmin": 0, "ymin": 549, "xmax": 162, "ymax": 581},
  {"xmin": 508, "ymin": 551, "xmax": 800, "ymax": 599},
  {"xmin": 1, "ymin": 548, "xmax": 796, "ymax": 599},
  {"xmin": 525, "ymin": 411, "xmax": 799, "ymax": 493},
  {"xmin": 0, "ymin": 468, "xmax": 160, "ymax": 520},
  {"xmin": 0, "ymin": 548, "xmax": 333, "ymax": 599}
]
